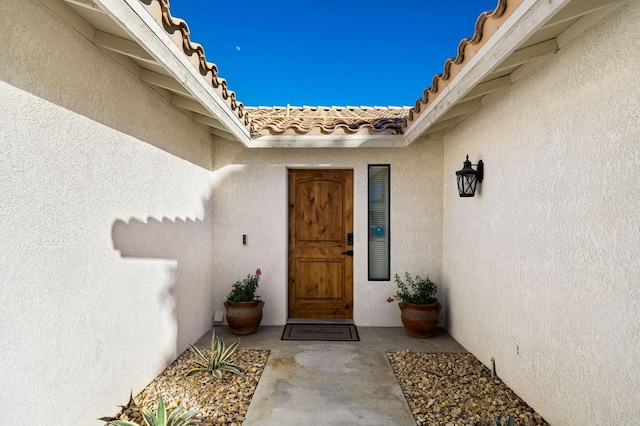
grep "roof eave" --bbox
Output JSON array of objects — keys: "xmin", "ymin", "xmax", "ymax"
[
  {"xmin": 248, "ymin": 134, "xmax": 407, "ymax": 149},
  {"xmin": 94, "ymin": 0, "xmax": 252, "ymax": 146},
  {"xmin": 404, "ymin": 0, "xmax": 572, "ymax": 145}
]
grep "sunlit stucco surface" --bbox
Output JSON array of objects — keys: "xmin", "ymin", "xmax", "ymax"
[
  {"xmin": 442, "ymin": 3, "xmax": 640, "ymax": 424},
  {"xmin": 211, "ymin": 138, "xmax": 443, "ymax": 327}
]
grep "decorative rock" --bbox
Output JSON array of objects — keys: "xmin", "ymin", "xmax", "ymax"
[
  {"xmin": 108, "ymin": 349, "xmax": 270, "ymax": 425},
  {"xmin": 387, "ymin": 351, "xmax": 548, "ymax": 425},
  {"xmin": 108, "ymin": 347, "xmax": 549, "ymax": 425}
]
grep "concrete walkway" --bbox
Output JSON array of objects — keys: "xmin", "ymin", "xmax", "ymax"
[{"xmin": 196, "ymin": 326, "xmax": 467, "ymax": 425}]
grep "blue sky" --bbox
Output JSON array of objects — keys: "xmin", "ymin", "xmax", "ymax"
[{"xmin": 167, "ymin": 0, "xmax": 498, "ymax": 107}]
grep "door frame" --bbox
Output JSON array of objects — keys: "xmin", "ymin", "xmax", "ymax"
[{"xmin": 286, "ymin": 168, "xmax": 354, "ymax": 320}]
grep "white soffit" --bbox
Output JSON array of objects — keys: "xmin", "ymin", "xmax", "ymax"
[
  {"xmin": 44, "ymin": 0, "xmax": 251, "ymax": 145},
  {"xmin": 404, "ymin": 0, "xmax": 624, "ymax": 144},
  {"xmin": 43, "ymin": 0, "xmax": 624, "ymax": 148},
  {"xmin": 249, "ymin": 135, "xmax": 407, "ymax": 149}
]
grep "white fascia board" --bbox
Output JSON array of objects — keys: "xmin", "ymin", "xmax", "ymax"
[
  {"xmin": 404, "ymin": 0, "xmax": 571, "ymax": 145},
  {"xmin": 93, "ymin": 0, "xmax": 251, "ymax": 145},
  {"xmin": 249, "ymin": 134, "xmax": 406, "ymax": 149}
]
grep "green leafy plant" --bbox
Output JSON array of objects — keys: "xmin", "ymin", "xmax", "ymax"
[
  {"xmin": 387, "ymin": 272, "xmax": 437, "ymax": 305},
  {"xmin": 227, "ymin": 268, "xmax": 261, "ymax": 302},
  {"xmin": 186, "ymin": 331, "xmax": 244, "ymax": 380},
  {"xmin": 474, "ymin": 416, "xmax": 524, "ymax": 426},
  {"xmin": 104, "ymin": 395, "xmax": 199, "ymax": 426}
]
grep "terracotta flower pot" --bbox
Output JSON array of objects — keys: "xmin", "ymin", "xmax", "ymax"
[
  {"xmin": 224, "ymin": 300, "xmax": 265, "ymax": 335},
  {"xmin": 399, "ymin": 301, "xmax": 442, "ymax": 338}
]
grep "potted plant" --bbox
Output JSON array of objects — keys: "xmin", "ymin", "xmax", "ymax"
[
  {"xmin": 223, "ymin": 268, "xmax": 264, "ymax": 335},
  {"xmin": 387, "ymin": 272, "xmax": 441, "ymax": 338}
]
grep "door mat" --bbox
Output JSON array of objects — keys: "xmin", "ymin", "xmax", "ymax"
[{"xmin": 281, "ymin": 324, "xmax": 360, "ymax": 341}]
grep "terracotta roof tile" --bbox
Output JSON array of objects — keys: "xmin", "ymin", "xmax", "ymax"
[
  {"xmin": 138, "ymin": 0, "xmax": 255, "ymax": 133},
  {"xmin": 246, "ymin": 106, "xmax": 409, "ymax": 136},
  {"xmin": 139, "ymin": 0, "xmax": 522, "ymax": 137},
  {"xmin": 402, "ymin": 0, "xmax": 521, "ymax": 130}
]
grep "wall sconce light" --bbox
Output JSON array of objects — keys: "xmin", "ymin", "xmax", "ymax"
[{"xmin": 456, "ymin": 155, "xmax": 484, "ymax": 197}]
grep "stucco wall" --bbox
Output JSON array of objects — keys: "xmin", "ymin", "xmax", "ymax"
[
  {"xmin": 0, "ymin": 0, "xmax": 215, "ymax": 423},
  {"xmin": 441, "ymin": 3, "xmax": 640, "ymax": 424},
  {"xmin": 211, "ymin": 137, "xmax": 443, "ymax": 327}
]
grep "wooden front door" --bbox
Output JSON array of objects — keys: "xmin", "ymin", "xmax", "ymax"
[{"xmin": 288, "ymin": 169, "xmax": 354, "ymax": 319}]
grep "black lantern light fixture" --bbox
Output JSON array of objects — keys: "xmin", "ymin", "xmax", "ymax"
[{"xmin": 456, "ymin": 155, "xmax": 484, "ymax": 197}]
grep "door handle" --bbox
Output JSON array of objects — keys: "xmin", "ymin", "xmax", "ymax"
[{"xmin": 341, "ymin": 250, "xmax": 354, "ymax": 256}]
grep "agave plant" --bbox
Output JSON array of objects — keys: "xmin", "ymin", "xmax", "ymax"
[
  {"xmin": 105, "ymin": 395, "xmax": 199, "ymax": 426},
  {"xmin": 186, "ymin": 331, "xmax": 244, "ymax": 380},
  {"xmin": 474, "ymin": 416, "xmax": 524, "ymax": 426}
]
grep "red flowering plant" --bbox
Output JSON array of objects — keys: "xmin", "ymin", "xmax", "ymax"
[{"xmin": 227, "ymin": 269, "xmax": 262, "ymax": 302}]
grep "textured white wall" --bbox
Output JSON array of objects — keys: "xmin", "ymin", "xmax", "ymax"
[
  {"xmin": 442, "ymin": 3, "xmax": 640, "ymax": 424},
  {"xmin": 0, "ymin": 0, "xmax": 215, "ymax": 424},
  {"xmin": 211, "ymin": 137, "xmax": 443, "ymax": 327}
]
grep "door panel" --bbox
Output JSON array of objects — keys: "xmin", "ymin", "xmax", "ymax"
[
  {"xmin": 288, "ymin": 169, "xmax": 353, "ymax": 319},
  {"xmin": 296, "ymin": 259, "xmax": 344, "ymax": 299},
  {"xmin": 295, "ymin": 180, "xmax": 344, "ymax": 242}
]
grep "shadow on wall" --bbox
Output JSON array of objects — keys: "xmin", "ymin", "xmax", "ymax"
[{"xmin": 111, "ymin": 196, "xmax": 214, "ymax": 356}]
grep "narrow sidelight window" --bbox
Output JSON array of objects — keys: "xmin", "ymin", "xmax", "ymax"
[{"xmin": 368, "ymin": 165, "xmax": 390, "ymax": 281}]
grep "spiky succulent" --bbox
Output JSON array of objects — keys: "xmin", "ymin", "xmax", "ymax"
[
  {"xmin": 186, "ymin": 331, "xmax": 244, "ymax": 380},
  {"xmin": 105, "ymin": 395, "xmax": 199, "ymax": 426},
  {"xmin": 474, "ymin": 416, "xmax": 524, "ymax": 426}
]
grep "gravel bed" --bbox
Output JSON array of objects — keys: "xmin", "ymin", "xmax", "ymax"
[
  {"xmin": 106, "ymin": 348, "xmax": 269, "ymax": 426},
  {"xmin": 105, "ymin": 346, "xmax": 547, "ymax": 425},
  {"xmin": 387, "ymin": 351, "xmax": 548, "ymax": 425}
]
